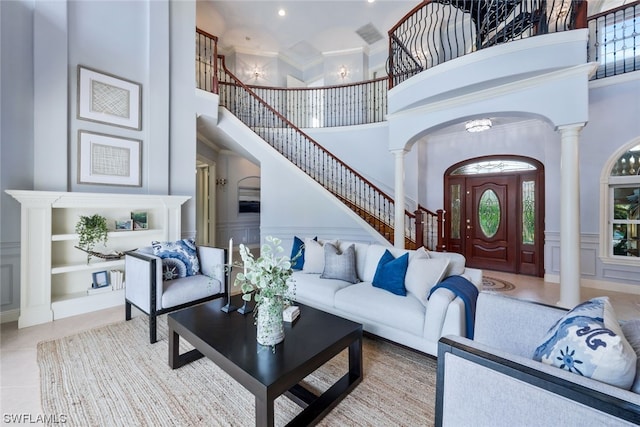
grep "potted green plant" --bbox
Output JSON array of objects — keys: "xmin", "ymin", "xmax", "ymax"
[
  {"xmin": 75, "ymin": 214, "xmax": 108, "ymax": 263},
  {"xmin": 234, "ymin": 236, "xmax": 300, "ymax": 349}
]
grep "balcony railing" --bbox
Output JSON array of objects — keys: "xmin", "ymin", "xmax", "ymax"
[
  {"xmin": 241, "ymin": 79, "xmax": 388, "ymax": 128},
  {"xmin": 588, "ymin": 1, "xmax": 640, "ymax": 80},
  {"xmin": 388, "ymin": 0, "xmax": 588, "ymax": 88}
]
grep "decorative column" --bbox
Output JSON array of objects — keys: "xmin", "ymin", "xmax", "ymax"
[
  {"xmin": 558, "ymin": 124, "xmax": 584, "ymax": 308},
  {"xmin": 392, "ymin": 149, "xmax": 408, "ymax": 248}
]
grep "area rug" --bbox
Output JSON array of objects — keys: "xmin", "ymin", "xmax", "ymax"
[
  {"xmin": 38, "ymin": 315, "xmax": 436, "ymax": 426},
  {"xmin": 483, "ymin": 276, "xmax": 516, "ymax": 292}
]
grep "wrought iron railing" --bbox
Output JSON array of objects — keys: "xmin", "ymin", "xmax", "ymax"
[
  {"xmin": 214, "ymin": 55, "xmax": 418, "ymax": 247},
  {"xmin": 588, "ymin": 1, "xmax": 640, "ymax": 80},
  {"xmin": 244, "ymin": 79, "xmax": 388, "ymax": 128},
  {"xmin": 415, "ymin": 206, "xmax": 445, "ymax": 251},
  {"xmin": 388, "ymin": 0, "xmax": 588, "ymax": 88},
  {"xmin": 196, "ymin": 29, "xmax": 218, "ymax": 93}
]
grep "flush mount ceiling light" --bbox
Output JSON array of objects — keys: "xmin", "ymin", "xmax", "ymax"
[
  {"xmin": 278, "ymin": 8, "xmax": 286, "ymax": 17},
  {"xmin": 465, "ymin": 118, "xmax": 492, "ymax": 133}
]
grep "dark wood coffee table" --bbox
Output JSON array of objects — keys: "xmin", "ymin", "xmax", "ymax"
[{"xmin": 167, "ymin": 296, "xmax": 363, "ymax": 427}]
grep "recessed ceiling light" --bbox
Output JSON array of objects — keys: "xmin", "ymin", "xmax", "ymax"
[
  {"xmin": 368, "ymin": 0, "xmax": 375, "ymax": 3},
  {"xmin": 278, "ymin": 8, "xmax": 286, "ymax": 17}
]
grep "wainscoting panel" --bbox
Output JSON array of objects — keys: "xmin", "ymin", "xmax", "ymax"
[
  {"xmin": 1, "ymin": 242, "xmax": 21, "ymax": 323},
  {"xmin": 545, "ymin": 231, "xmax": 640, "ymax": 292}
]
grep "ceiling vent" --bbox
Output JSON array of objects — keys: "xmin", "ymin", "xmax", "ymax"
[{"xmin": 356, "ymin": 23, "xmax": 384, "ymax": 45}]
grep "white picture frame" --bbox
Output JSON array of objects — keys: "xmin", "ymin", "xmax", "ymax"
[
  {"xmin": 78, "ymin": 130, "xmax": 142, "ymax": 187},
  {"xmin": 77, "ymin": 65, "xmax": 142, "ymax": 130}
]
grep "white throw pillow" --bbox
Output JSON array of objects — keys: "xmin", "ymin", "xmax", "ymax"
[
  {"xmin": 302, "ymin": 238, "xmax": 337, "ymax": 274},
  {"xmin": 404, "ymin": 256, "xmax": 450, "ymax": 307}
]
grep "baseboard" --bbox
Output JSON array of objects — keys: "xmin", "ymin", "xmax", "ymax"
[
  {"xmin": 581, "ymin": 278, "xmax": 640, "ymax": 295},
  {"xmin": 544, "ymin": 274, "xmax": 640, "ymax": 295},
  {"xmin": 0, "ymin": 308, "xmax": 19, "ymax": 324}
]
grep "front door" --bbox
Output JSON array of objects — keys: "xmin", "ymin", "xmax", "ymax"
[
  {"xmin": 466, "ymin": 175, "xmax": 517, "ymax": 272},
  {"xmin": 444, "ymin": 157, "xmax": 544, "ymax": 276}
]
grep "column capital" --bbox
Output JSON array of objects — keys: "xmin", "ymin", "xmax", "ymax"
[
  {"xmin": 390, "ymin": 148, "xmax": 409, "ymax": 156},
  {"xmin": 557, "ymin": 122, "xmax": 586, "ymax": 133}
]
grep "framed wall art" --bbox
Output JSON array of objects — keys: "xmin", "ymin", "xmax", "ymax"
[
  {"xmin": 77, "ymin": 65, "xmax": 142, "ymax": 130},
  {"xmin": 78, "ymin": 130, "xmax": 142, "ymax": 187}
]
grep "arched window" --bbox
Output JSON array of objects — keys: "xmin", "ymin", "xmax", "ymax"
[{"xmin": 600, "ymin": 140, "xmax": 640, "ymax": 264}]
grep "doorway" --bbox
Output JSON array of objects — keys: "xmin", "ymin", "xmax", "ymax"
[{"xmin": 444, "ymin": 156, "xmax": 544, "ymax": 276}]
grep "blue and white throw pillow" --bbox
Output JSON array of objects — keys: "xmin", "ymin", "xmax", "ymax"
[
  {"xmin": 152, "ymin": 238, "xmax": 200, "ymax": 280},
  {"xmin": 533, "ymin": 297, "xmax": 636, "ymax": 389}
]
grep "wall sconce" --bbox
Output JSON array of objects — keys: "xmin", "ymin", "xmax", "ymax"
[
  {"xmin": 465, "ymin": 118, "xmax": 492, "ymax": 133},
  {"xmin": 250, "ymin": 66, "xmax": 264, "ymax": 81},
  {"xmin": 338, "ymin": 65, "xmax": 349, "ymax": 80},
  {"xmin": 216, "ymin": 178, "xmax": 227, "ymax": 186}
]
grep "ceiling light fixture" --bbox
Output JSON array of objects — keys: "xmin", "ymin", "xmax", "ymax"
[
  {"xmin": 278, "ymin": 8, "xmax": 286, "ymax": 17},
  {"xmin": 465, "ymin": 118, "xmax": 492, "ymax": 133}
]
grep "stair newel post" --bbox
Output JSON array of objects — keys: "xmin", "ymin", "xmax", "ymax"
[
  {"xmin": 414, "ymin": 209, "xmax": 424, "ymax": 248},
  {"xmin": 436, "ymin": 209, "xmax": 445, "ymax": 252}
]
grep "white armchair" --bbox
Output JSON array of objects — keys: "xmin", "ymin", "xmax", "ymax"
[{"xmin": 125, "ymin": 244, "xmax": 226, "ymax": 343}]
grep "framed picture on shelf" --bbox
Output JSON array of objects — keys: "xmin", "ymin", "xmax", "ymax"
[
  {"xmin": 77, "ymin": 65, "xmax": 142, "ymax": 130},
  {"xmin": 92, "ymin": 270, "xmax": 110, "ymax": 288},
  {"xmin": 131, "ymin": 211, "xmax": 148, "ymax": 230},
  {"xmin": 115, "ymin": 219, "xmax": 133, "ymax": 230},
  {"xmin": 78, "ymin": 130, "xmax": 142, "ymax": 187}
]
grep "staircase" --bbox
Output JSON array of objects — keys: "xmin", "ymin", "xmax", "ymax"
[{"xmin": 213, "ymin": 55, "xmax": 418, "ymax": 248}]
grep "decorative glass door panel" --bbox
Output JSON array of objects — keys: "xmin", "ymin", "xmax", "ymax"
[{"xmin": 465, "ymin": 176, "xmax": 517, "ymax": 272}]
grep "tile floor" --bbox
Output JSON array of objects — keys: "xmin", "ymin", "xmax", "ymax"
[{"xmin": 2, "ymin": 272, "xmax": 640, "ymax": 424}]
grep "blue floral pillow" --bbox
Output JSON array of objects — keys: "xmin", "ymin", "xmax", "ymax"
[
  {"xmin": 533, "ymin": 297, "xmax": 636, "ymax": 389},
  {"xmin": 152, "ymin": 238, "xmax": 200, "ymax": 280}
]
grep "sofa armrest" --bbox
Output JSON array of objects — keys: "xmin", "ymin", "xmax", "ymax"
[
  {"xmin": 424, "ymin": 288, "xmax": 463, "ymax": 341},
  {"xmin": 125, "ymin": 250, "xmax": 162, "ymax": 313},
  {"xmin": 461, "ymin": 267, "xmax": 483, "ymax": 289},
  {"xmin": 436, "ymin": 335, "xmax": 640, "ymax": 426},
  {"xmin": 197, "ymin": 246, "xmax": 226, "ymax": 285}
]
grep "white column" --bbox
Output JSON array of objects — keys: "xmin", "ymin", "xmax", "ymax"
[
  {"xmin": 558, "ymin": 124, "xmax": 584, "ymax": 308},
  {"xmin": 392, "ymin": 149, "xmax": 407, "ymax": 248}
]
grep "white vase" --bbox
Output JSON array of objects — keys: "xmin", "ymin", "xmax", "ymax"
[{"xmin": 256, "ymin": 297, "xmax": 285, "ymax": 347}]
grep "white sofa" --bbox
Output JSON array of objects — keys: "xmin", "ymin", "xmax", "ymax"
[{"xmin": 290, "ymin": 239, "xmax": 483, "ymax": 356}]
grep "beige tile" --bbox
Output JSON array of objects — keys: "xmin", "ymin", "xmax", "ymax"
[{"xmin": 0, "ymin": 349, "xmax": 39, "ymax": 388}]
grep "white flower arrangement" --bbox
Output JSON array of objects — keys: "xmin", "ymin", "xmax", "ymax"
[{"xmin": 234, "ymin": 236, "xmax": 298, "ymax": 308}]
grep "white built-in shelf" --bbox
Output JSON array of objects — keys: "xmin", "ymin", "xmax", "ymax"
[
  {"xmin": 52, "ymin": 229, "xmax": 162, "ymax": 241},
  {"xmin": 5, "ymin": 189, "xmax": 190, "ymax": 328},
  {"xmin": 51, "ymin": 259, "xmax": 125, "ymax": 275}
]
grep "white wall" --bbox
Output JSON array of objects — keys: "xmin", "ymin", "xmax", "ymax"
[{"xmin": 0, "ymin": 0, "xmax": 198, "ymax": 317}]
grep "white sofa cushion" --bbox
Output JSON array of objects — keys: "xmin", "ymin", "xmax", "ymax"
[
  {"xmin": 161, "ymin": 274, "xmax": 221, "ymax": 309},
  {"xmin": 302, "ymin": 238, "xmax": 338, "ymax": 273},
  {"xmin": 292, "ymin": 271, "xmax": 353, "ymax": 307},
  {"xmin": 429, "ymin": 251, "xmax": 466, "ymax": 277},
  {"xmin": 405, "ymin": 256, "xmax": 450, "ymax": 307},
  {"xmin": 334, "ymin": 282, "xmax": 425, "ymax": 336}
]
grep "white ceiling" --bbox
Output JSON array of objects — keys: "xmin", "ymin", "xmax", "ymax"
[
  {"xmin": 197, "ymin": 0, "xmax": 621, "ymax": 69},
  {"xmin": 196, "ymin": 0, "xmax": 418, "ymax": 68}
]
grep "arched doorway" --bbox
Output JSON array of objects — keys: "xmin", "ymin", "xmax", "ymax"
[{"xmin": 444, "ymin": 156, "xmax": 545, "ymax": 276}]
